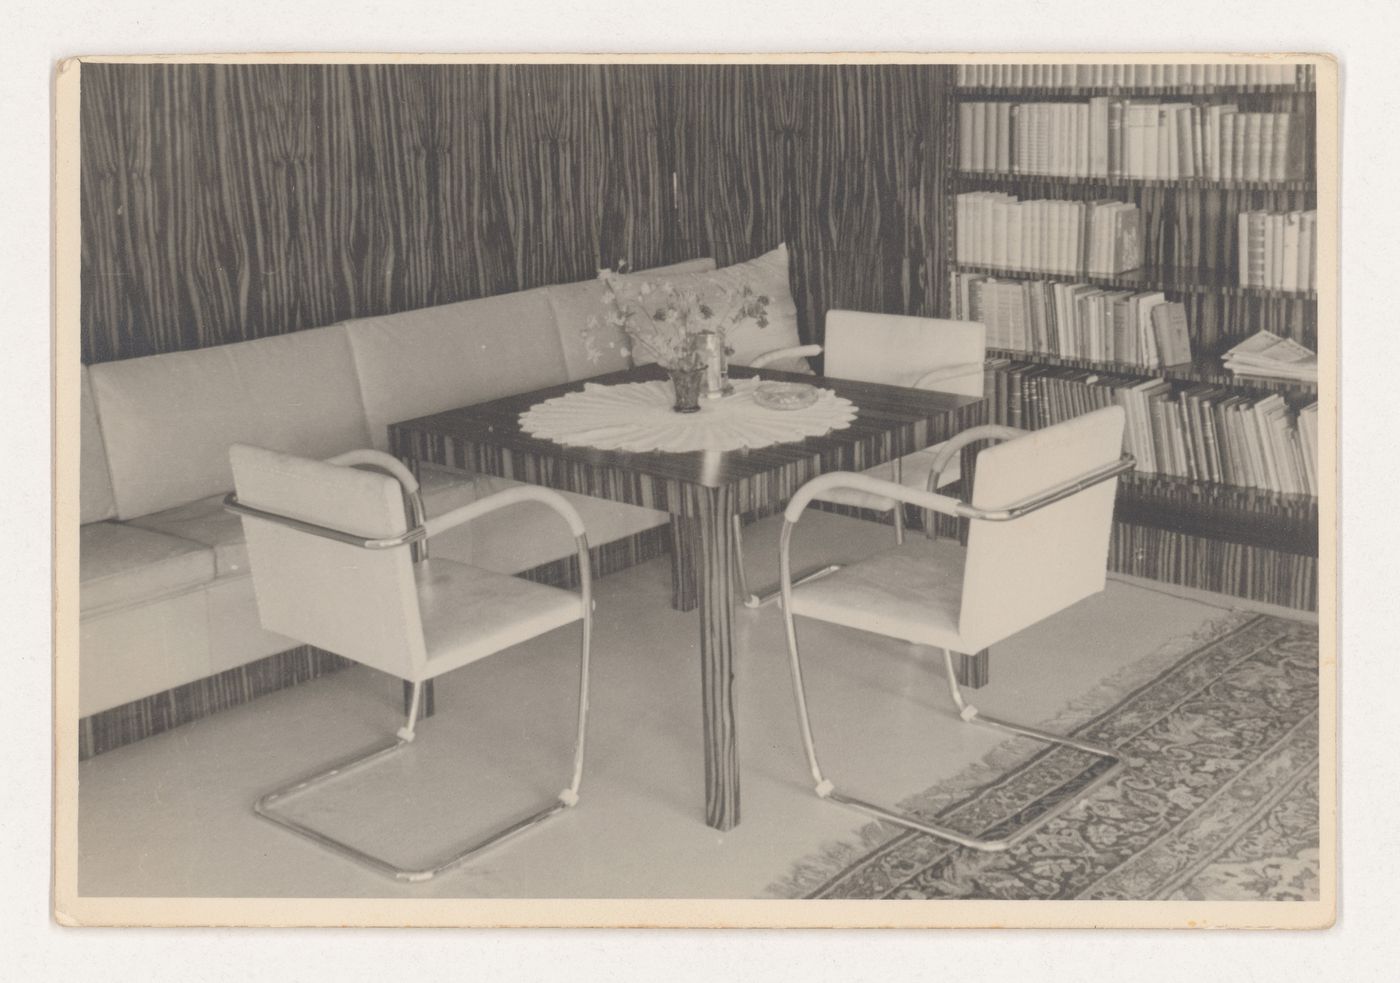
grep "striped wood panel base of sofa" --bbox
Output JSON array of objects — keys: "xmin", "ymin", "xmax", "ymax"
[
  {"xmin": 78, "ymin": 645, "xmax": 352, "ymax": 760},
  {"xmin": 78, "ymin": 524, "xmax": 675, "ymax": 760}
]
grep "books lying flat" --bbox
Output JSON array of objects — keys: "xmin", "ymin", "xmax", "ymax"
[{"xmin": 1223, "ymin": 330, "xmax": 1317, "ymax": 383}]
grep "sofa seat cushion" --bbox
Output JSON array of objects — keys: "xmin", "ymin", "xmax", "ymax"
[
  {"xmin": 345, "ymin": 288, "xmax": 570, "ymax": 451},
  {"xmin": 545, "ymin": 257, "xmax": 719, "ymax": 381},
  {"xmin": 88, "ymin": 325, "xmax": 372, "ymax": 520},
  {"xmin": 419, "ymin": 467, "xmax": 669, "ymax": 574},
  {"xmin": 129, "ymin": 493, "xmax": 251, "ymax": 578},
  {"xmin": 80, "ymin": 522, "xmax": 217, "ymax": 614}
]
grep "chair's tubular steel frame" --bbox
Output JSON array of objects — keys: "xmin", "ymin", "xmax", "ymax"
[
  {"xmin": 226, "ymin": 468, "xmax": 593, "ymax": 882},
  {"xmin": 777, "ymin": 455, "xmax": 1132, "ymax": 852},
  {"xmin": 734, "ymin": 454, "xmax": 909, "ymax": 610}
]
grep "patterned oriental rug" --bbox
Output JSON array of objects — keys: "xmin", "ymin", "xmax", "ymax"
[{"xmin": 767, "ymin": 612, "xmax": 1321, "ymax": 901}]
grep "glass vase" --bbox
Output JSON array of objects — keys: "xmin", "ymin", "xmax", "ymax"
[{"xmin": 668, "ymin": 366, "xmax": 705, "ymax": 413}]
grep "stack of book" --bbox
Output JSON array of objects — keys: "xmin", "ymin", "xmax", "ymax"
[
  {"xmin": 950, "ymin": 271, "xmax": 1190, "ymax": 368},
  {"xmin": 958, "ymin": 101, "xmax": 1306, "ymax": 181},
  {"xmin": 955, "ymin": 63, "xmax": 1310, "ymax": 90},
  {"xmin": 991, "ymin": 362, "xmax": 1319, "ymax": 495},
  {"xmin": 1222, "ymin": 330, "xmax": 1318, "ymax": 383},
  {"xmin": 955, "ymin": 192, "xmax": 1142, "ymax": 275},
  {"xmin": 1236, "ymin": 210, "xmax": 1319, "ymax": 292}
]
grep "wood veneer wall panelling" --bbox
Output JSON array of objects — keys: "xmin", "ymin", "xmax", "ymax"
[
  {"xmin": 80, "ymin": 63, "xmax": 679, "ymax": 363},
  {"xmin": 671, "ymin": 64, "xmax": 954, "ymax": 347},
  {"xmin": 81, "ymin": 63, "xmax": 952, "ymax": 363}
]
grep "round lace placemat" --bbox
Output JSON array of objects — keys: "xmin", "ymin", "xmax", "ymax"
[{"xmin": 520, "ymin": 379, "xmax": 857, "ymax": 453}]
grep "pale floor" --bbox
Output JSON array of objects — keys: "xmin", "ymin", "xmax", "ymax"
[{"xmin": 76, "ymin": 513, "xmax": 1308, "ymax": 899}]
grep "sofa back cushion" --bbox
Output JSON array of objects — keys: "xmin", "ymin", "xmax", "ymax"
[
  {"xmin": 346, "ymin": 288, "xmax": 568, "ymax": 450},
  {"xmin": 80, "ymin": 366, "xmax": 118, "ymax": 524},
  {"xmin": 544, "ymin": 257, "xmax": 718, "ymax": 380},
  {"xmin": 89, "ymin": 325, "xmax": 372, "ymax": 520},
  {"xmin": 625, "ymin": 245, "xmax": 804, "ymax": 369}
]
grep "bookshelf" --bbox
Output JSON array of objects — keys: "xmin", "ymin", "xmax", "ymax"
[{"xmin": 946, "ymin": 64, "xmax": 1320, "ymax": 611}]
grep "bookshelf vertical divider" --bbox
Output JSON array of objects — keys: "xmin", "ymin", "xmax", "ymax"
[{"xmin": 944, "ymin": 68, "xmax": 1319, "ymax": 611}]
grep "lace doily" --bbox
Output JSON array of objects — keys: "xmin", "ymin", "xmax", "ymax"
[{"xmin": 519, "ymin": 379, "xmax": 857, "ymax": 453}]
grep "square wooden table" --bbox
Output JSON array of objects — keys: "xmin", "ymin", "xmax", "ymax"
[{"xmin": 390, "ymin": 364, "xmax": 986, "ymax": 831}]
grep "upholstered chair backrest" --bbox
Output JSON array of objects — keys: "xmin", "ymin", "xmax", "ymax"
[
  {"xmin": 957, "ymin": 406, "xmax": 1126, "ymax": 652},
  {"xmin": 230, "ymin": 444, "xmax": 427, "ymax": 679},
  {"xmin": 823, "ymin": 311, "xmax": 987, "ymax": 397}
]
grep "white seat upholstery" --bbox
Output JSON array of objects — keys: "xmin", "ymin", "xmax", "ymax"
[
  {"xmin": 227, "ymin": 443, "xmax": 594, "ymax": 881},
  {"xmin": 777, "ymin": 407, "xmax": 1130, "ymax": 852},
  {"xmin": 80, "ymin": 522, "xmax": 215, "ymax": 614},
  {"xmin": 130, "ymin": 493, "xmax": 253, "ymax": 578},
  {"xmin": 417, "ymin": 558, "xmax": 585, "ymax": 676},
  {"xmin": 787, "ymin": 546, "xmax": 964, "ymax": 650}
]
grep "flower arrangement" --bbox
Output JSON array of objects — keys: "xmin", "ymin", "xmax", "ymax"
[{"xmin": 583, "ymin": 265, "xmax": 771, "ymax": 373}]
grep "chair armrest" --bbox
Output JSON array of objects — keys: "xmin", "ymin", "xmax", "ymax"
[
  {"xmin": 925, "ymin": 424, "xmax": 1029, "ymax": 492},
  {"xmin": 784, "ymin": 472, "xmax": 972, "ymax": 525},
  {"xmin": 911, "ymin": 361, "xmax": 985, "ymax": 390},
  {"xmin": 748, "ymin": 344, "xmax": 823, "ymax": 369},
  {"xmin": 325, "ymin": 449, "xmax": 420, "ymax": 495},
  {"xmin": 424, "ymin": 484, "xmax": 589, "ymax": 542}
]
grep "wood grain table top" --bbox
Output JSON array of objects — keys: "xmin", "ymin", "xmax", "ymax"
[{"xmin": 391, "ymin": 363, "xmax": 983, "ymax": 491}]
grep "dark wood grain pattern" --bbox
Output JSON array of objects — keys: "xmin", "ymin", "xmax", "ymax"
[
  {"xmin": 672, "ymin": 64, "xmax": 955, "ymax": 352},
  {"xmin": 79, "ymin": 63, "xmax": 679, "ymax": 362},
  {"xmin": 80, "ymin": 62, "xmax": 954, "ymax": 364},
  {"xmin": 391, "ymin": 364, "xmax": 983, "ymax": 831}
]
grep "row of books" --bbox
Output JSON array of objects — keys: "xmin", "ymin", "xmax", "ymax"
[
  {"xmin": 1237, "ymin": 210, "xmax": 1319, "ymax": 292},
  {"xmin": 958, "ymin": 101, "xmax": 1306, "ymax": 182},
  {"xmin": 991, "ymin": 360, "xmax": 1320, "ymax": 495},
  {"xmin": 954, "ymin": 192, "xmax": 1142, "ymax": 275},
  {"xmin": 955, "ymin": 63, "xmax": 1312, "ymax": 91},
  {"xmin": 952, "ymin": 272, "xmax": 1188, "ymax": 368}
]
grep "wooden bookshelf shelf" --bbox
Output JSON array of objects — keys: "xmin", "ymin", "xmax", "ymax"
[
  {"xmin": 952, "ymin": 170, "xmax": 1316, "ymax": 193},
  {"xmin": 955, "ymin": 262, "xmax": 1318, "ymax": 301},
  {"xmin": 984, "ymin": 348, "xmax": 1319, "ymax": 398},
  {"xmin": 1116, "ymin": 473, "xmax": 1317, "ymax": 556},
  {"xmin": 954, "ymin": 84, "xmax": 1316, "ymax": 99}
]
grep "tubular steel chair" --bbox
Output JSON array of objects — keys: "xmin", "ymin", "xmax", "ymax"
[
  {"xmin": 777, "ymin": 406, "xmax": 1134, "ymax": 851},
  {"xmin": 735, "ymin": 311, "xmax": 986, "ymax": 608},
  {"xmin": 225, "ymin": 444, "xmax": 592, "ymax": 882}
]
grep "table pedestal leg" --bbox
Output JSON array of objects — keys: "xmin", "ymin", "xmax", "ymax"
[
  {"xmin": 686, "ymin": 488, "xmax": 740, "ymax": 831},
  {"xmin": 669, "ymin": 518, "xmax": 699, "ymax": 612}
]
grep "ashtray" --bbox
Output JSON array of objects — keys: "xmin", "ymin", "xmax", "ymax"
[{"xmin": 753, "ymin": 382, "xmax": 819, "ymax": 411}]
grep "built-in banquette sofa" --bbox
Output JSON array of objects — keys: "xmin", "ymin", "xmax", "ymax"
[{"xmin": 78, "ymin": 247, "xmax": 810, "ymax": 758}]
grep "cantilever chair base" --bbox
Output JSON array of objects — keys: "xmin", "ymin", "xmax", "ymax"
[
  {"xmin": 811, "ymin": 660, "xmax": 1124, "ymax": 852},
  {"xmin": 254, "ymin": 731, "xmax": 580, "ymax": 883},
  {"xmin": 226, "ymin": 448, "xmax": 595, "ymax": 883},
  {"xmin": 776, "ymin": 427, "xmax": 1135, "ymax": 853}
]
